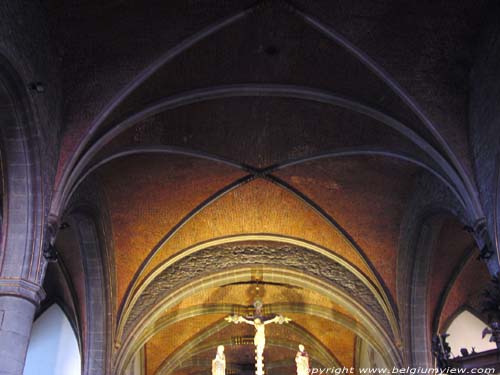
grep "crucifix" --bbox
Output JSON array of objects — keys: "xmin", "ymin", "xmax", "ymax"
[{"xmin": 225, "ymin": 300, "xmax": 291, "ymax": 375}]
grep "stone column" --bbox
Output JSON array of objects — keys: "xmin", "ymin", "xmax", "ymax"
[
  {"xmin": 410, "ymin": 223, "xmax": 435, "ymax": 368},
  {"xmin": 0, "ymin": 280, "xmax": 44, "ymax": 375}
]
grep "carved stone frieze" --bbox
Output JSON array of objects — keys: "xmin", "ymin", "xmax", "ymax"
[{"xmin": 123, "ymin": 241, "xmax": 390, "ymax": 337}]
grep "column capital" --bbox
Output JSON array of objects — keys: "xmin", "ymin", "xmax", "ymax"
[{"xmin": 0, "ymin": 278, "xmax": 45, "ymax": 306}]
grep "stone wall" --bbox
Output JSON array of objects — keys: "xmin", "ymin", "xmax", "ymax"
[{"xmin": 470, "ymin": 1, "xmax": 500, "ymax": 270}]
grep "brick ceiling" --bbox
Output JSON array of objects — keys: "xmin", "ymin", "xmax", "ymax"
[{"xmin": 45, "ymin": 1, "xmax": 492, "ymax": 373}]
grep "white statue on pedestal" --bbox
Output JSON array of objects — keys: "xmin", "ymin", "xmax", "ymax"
[
  {"xmin": 295, "ymin": 344, "xmax": 310, "ymax": 375},
  {"xmin": 212, "ymin": 345, "xmax": 226, "ymax": 375}
]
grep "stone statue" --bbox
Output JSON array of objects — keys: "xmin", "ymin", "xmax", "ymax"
[
  {"xmin": 431, "ymin": 333, "xmax": 450, "ymax": 370},
  {"xmin": 295, "ymin": 344, "xmax": 310, "ymax": 375},
  {"xmin": 212, "ymin": 345, "xmax": 226, "ymax": 375},
  {"xmin": 482, "ymin": 321, "xmax": 500, "ymax": 349}
]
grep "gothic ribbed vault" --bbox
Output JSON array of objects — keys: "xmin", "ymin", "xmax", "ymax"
[{"xmin": 1, "ymin": 1, "xmax": 500, "ymax": 374}]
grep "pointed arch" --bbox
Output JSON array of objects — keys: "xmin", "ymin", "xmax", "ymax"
[
  {"xmin": 24, "ymin": 304, "xmax": 81, "ymax": 375},
  {"xmin": 0, "ymin": 54, "xmax": 46, "ymax": 288},
  {"xmin": 443, "ymin": 307, "xmax": 496, "ymax": 356}
]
